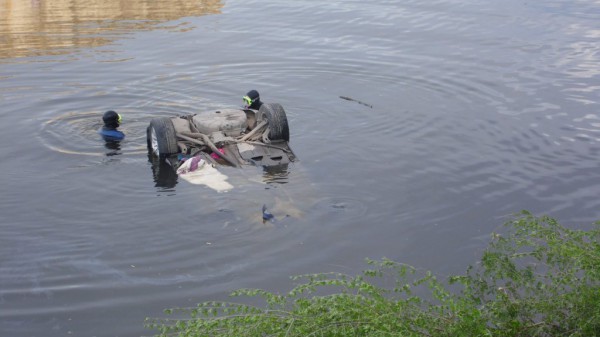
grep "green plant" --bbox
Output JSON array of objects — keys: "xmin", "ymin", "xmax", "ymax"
[
  {"xmin": 146, "ymin": 211, "xmax": 600, "ymax": 336},
  {"xmin": 456, "ymin": 211, "xmax": 600, "ymax": 336}
]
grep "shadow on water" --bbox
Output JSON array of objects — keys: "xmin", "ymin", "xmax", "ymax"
[{"xmin": 0, "ymin": 0, "xmax": 223, "ymax": 59}]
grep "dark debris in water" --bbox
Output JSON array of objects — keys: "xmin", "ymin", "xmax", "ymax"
[
  {"xmin": 339, "ymin": 96, "xmax": 373, "ymax": 108},
  {"xmin": 262, "ymin": 204, "xmax": 275, "ymax": 223}
]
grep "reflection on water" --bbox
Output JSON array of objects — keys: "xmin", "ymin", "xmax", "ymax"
[
  {"xmin": 263, "ymin": 164, "xmax": 290, "ymax": 184},
  {"xmin": 103, "ymin": 139, "xmax": 121, "ymax": 155},
  {"xmin": 148, "ymin": 154, "xmax": 178, "ymax": 189},
  {"xmin": 0, "ymin": 0, "xmax": 223, "ymax": 59}
]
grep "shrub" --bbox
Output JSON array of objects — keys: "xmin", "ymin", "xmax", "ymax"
[{"xmin": 146, "ymin": 211, "xmax": 600, "ymax": 336}]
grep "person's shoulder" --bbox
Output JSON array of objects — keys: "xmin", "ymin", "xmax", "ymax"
[{"xmin": 99, "ymin": 128, "xmax": 125, "ymax": 140}]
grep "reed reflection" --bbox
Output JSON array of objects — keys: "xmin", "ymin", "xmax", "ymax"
[{"xmin": 0, "ymin": 0, "xmax": 223, "ymax": 59}]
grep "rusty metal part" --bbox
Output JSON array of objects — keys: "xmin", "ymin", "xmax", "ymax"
[
  {"xmin": 177, "ymin": 133, "xmax": 239, "ymax": 168},
  {"xmin": 239, "ymin": 120, "xmax": 268, "ymax": 142}
]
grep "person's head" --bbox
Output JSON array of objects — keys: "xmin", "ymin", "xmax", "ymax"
[
  {"xmin": 243, "ymin": 90, "xmax": 262, "ymax": 109},
  {"xmin": 102, "ymin": 110, "xmax": 122, "ymax": 128}
]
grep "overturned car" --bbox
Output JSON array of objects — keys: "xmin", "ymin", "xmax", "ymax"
[{"xmin": 146, "ymin": 103, "xmax": 296, "ymax": 176}]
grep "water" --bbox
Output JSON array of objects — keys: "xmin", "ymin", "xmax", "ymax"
[{"xmin": 1, "ymin": 0, "xmax": 599, "ymax": 336}]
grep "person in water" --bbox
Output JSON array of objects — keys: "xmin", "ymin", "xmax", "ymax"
[
  {"xmin": 99, "ymin": 110, "xmax": 124, "ymax": 142},
  {"xmin": 243, "ymin": 89, "xmax": 263, "ymax": 110}
]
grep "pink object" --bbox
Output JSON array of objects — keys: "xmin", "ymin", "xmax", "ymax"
[
  {"xmin": 189, "ymin": 156, "xmax": 202, "ymax": 171},
  {"xmin": 210, "ymin": 148, "xmax": 225, "ymax": 160}
]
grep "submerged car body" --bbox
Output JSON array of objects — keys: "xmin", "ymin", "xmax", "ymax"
[{"xmin": 146, "ymin": 103, "xmax": 296, "ymax": 173}]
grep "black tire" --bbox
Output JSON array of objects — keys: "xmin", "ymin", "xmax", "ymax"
[
  {"xmin": 257, "ymin": 103, "xmax": 290, "ymax": 142},
  {"xmin": 147, "ymin": 117, "xmax": 179, "ymax": 158}
]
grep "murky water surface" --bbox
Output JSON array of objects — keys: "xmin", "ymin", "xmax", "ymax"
[{"xmin": 1, "ymin": 0, "xmax": 599, "ymax": 336}]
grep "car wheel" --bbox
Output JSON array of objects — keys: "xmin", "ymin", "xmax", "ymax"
[
  {"xmin": 147, "ymin": 117, "xmax": 179, "ymax": 158},
  {"xmin": 257, "ymin": 103, "xmax": 290, "ymax": 142}
]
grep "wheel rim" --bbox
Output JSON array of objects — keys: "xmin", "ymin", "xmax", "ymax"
[{"xmin": 151, "ymin": 127, "xmax": 160, "ymax": 156}]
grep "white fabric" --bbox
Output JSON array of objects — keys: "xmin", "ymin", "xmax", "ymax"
[{"xmin": 176, "ymin": 157, "xmax": 233, "ymax": 192}]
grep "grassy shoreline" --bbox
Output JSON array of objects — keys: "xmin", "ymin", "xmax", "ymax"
[{"xmin": 147, "ymin": 211, "xmax": 600, "ymax": 336}]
